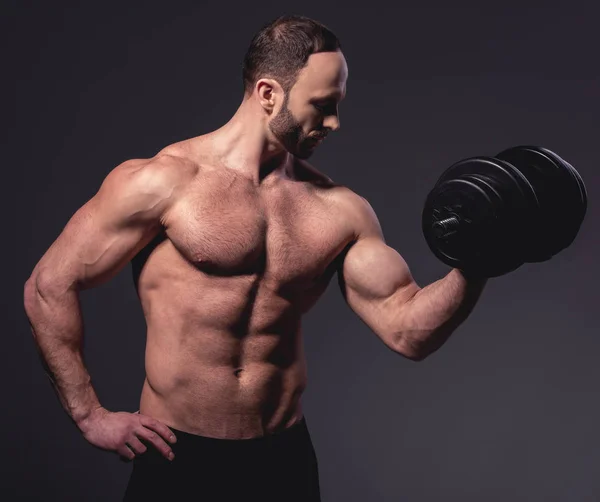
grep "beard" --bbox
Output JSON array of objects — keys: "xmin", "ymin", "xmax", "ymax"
[{"xmin": 268, "ymin": 95, "xmax": 316, "ymax": 159}]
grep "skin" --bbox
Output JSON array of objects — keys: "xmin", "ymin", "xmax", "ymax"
[{"xmin": 25, "ymin": 50, "xmax": 422, "ymax": 447}]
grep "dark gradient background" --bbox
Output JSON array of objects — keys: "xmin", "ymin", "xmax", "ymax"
[{"xmin": 6, "ymin": 2, "xmax": 599, "ymax": 501}]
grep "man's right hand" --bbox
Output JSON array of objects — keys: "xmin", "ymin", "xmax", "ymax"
[{"xmin": 79, "ymin": 407, "xmax": 177, "ymax": 462}]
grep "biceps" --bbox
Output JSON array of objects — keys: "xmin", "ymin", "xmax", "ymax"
[
  {"xmin": 340, "ymin": 237, "xmax": 418, "ymax": 302},
  {"xmin": 338, "ymin": 237, "xmax": 420, "ymax": 343}
]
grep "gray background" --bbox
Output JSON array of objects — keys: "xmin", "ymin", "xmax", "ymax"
[{"xmin": 7, "ymin": 2, "xmax": 599, "ymax": 501}]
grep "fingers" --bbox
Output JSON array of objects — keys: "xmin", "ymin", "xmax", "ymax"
[
  {"xmin": 126, "ymin": 435, "xmax": 148, "ymax": 456},
  {"xmin": 138, "ymin": 415, "xmax": 177, "ymax": 445},
  {"xmin": 135, "ymin": 426, "xmax": 175, "ymax": 461},
  {"xmin": 118, "ymin": 443, "xmax": 137, "ymax": 462}
]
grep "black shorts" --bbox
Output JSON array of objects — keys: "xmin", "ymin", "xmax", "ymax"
[{"xmin": 123, "ymin": 416, "xmax": 321, "ymax": 502}]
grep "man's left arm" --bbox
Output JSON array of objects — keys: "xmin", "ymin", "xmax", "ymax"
[{"xmin": 337, "ymin": 193, "xmax": 488, "ymax": 361}]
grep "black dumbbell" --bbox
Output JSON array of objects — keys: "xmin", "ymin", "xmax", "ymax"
[{"xmin": 421, "ymin": 146, "xmax": 587, "ymax": 278}]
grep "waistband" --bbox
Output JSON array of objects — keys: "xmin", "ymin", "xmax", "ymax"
[{"xmin": 136, "ymin": 412, "xmax": 308, "ymax": 452}]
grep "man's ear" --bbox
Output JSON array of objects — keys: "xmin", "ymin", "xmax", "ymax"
[{"xmin": 256, "ymin": 78, "xmax": 283, "ymax": 114}]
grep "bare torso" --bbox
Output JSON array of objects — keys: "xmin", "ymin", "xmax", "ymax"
[{"xmin": 132, "ymin": 136, "xmax": 359, "ymax": 439}]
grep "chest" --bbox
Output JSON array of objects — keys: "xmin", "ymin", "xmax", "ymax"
[{"xmin": 164, "ymin": 176, "xmax": 352, "ymax": 285}]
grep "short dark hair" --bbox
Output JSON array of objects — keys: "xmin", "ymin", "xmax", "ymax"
[{"xmin": 242, "ymin": 15, "xmax": 342, "ymax": 96}]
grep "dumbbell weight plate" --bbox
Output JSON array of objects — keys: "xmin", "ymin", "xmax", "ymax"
[
  {"xmin": 496, "ymin": 146, "xmax": 582, "ymax": 261},
  {"xmin": 436, "ymin": 156, "xmax": 539, "ymax": 247},
  {"xmin": 554, "ymin": 154, "xmax": 587, "ymax": 226},
  {"xmin": 423, "ymin": 157, "xmax": 536, "ymax": 276},
  {"xmin": 460, "ymin": 173, "xmax": 526, "ymax": 277},
  {"xmin": 422, "ymin": 175, "xmax": 499, "ymax": 273},
  {"xmin": 536, "ymin": 147, "xmax": 586, "ymax": 227},
  {"xmin": 566, "ymin": 162, "xmax": 587, "ymax": 215}
]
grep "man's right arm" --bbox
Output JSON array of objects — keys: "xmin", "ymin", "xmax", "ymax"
[{"xmin": 23, "ymin": 155, "xmax": 186, "ymax": 432}]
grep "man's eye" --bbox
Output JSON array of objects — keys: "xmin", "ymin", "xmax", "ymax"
[{"xmin": 313, "ymin": 103, "xmax": 325, "ymax": 111}]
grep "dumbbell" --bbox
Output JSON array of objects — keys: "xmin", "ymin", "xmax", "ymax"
[{"xmin": 421, "ymin": 145, "xmax": 587, "ymax": 278}]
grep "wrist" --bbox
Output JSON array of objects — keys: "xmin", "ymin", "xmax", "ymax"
[{"xmin": 75, "ymin": 405, "xmax": 106, "ymax": 434}]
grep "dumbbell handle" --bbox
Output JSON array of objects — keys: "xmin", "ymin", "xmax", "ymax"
[{"xmin": 432, "ymin": 216, "xmax": 461, "ymax": 238}]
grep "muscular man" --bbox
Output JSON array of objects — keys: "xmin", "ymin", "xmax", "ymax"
[{"xmin": 24, "ymin": 15, "xmax": 486, "ymax": 501}]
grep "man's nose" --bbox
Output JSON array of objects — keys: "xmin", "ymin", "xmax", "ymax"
[{"xmin": 324, "ymin": 114, "xmax": 340, "ymax": 132}]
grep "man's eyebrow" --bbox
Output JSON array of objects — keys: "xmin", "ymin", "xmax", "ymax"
[{"xmin": 314, "ymin": 91, "xmax": 346, "ymax": 101}]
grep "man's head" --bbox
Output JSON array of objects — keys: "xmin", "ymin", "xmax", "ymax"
[{"xmin": 242, "ymin": 15, "xmax": 347, "ymax": 159}]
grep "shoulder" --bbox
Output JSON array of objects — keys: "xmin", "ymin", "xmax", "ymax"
[
  {"xmin": 96, "ymin": 152, "xmax": 198, "ymax": 223},
  {"xmin": 293, "ymin": 160, "xmax": 375, "ymax": 218},
  {"xmin": 108, "ymin": 150, "xmax": 199, "ymax": 194},
  {"xmin": 341, "ymin": 189, "xmax": 383, "ymax": 239},
  {"xmin": 293, "ymin": 159, "xmax": 377, "ymax": 233},
  {"xmin": 294, "ymin": 158, "xmax": 383, "ymax": 239},
  {"xmin": 309, "ymin": 177, "xmax": 383, "ymax": 242},
  {"xmin": 146, "ymin": 148, "xmax": 200, "ymax": 183}
]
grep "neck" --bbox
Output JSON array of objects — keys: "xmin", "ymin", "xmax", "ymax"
[{"xmin": 204, "ymin": 97, "xmax": 293, "ymax": 185}]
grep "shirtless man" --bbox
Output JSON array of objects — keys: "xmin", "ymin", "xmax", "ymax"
[{"xmin": 24, "ymin": 15, "xmax": 487, "ymax": 501}]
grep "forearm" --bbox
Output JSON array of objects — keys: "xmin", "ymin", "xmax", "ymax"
[
  {"xmin": 399, "ymin": 268, "xmax": 488, "ymax": 359},
  {"xmin": 23, "ymin": 280, "xmax": 102, "ymax": 430}
]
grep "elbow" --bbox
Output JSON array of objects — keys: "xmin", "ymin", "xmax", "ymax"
[
  {"xmin": 396, "ymin": 325, "xmax": 457, "ymax": 362},
  {"xmin": 24, "ymin": 277, "xmax": 40, "ymax": 311},
  {"xmin": 23, "ymin": 277, "xmax": 46, "ymax": 331},
  {"xmin": 24, "ymin": 272, "xmax": 47, "ymax": 299},
  {"xmin": 395, "ymin": 335, "xmax": 429, "ymax": 362},
  {"xmin": 25, "ymin": 272, "xmax": 70, "ymax": 301},
  {"xmin": 24, "ymin": 279, "xmax": 41, "ymax": 342},
  {"xmin": 401, "ymin": 351, "xmax": 428, "ymax": 362},
  {"xmin": 24, "ymin": 273, "xmax": 57, "ymax": 317}
]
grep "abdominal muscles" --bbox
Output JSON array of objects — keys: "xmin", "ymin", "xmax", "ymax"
[{"xmin": 136, "ymin": 254, "xmax": 318, "ymax": 439}]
